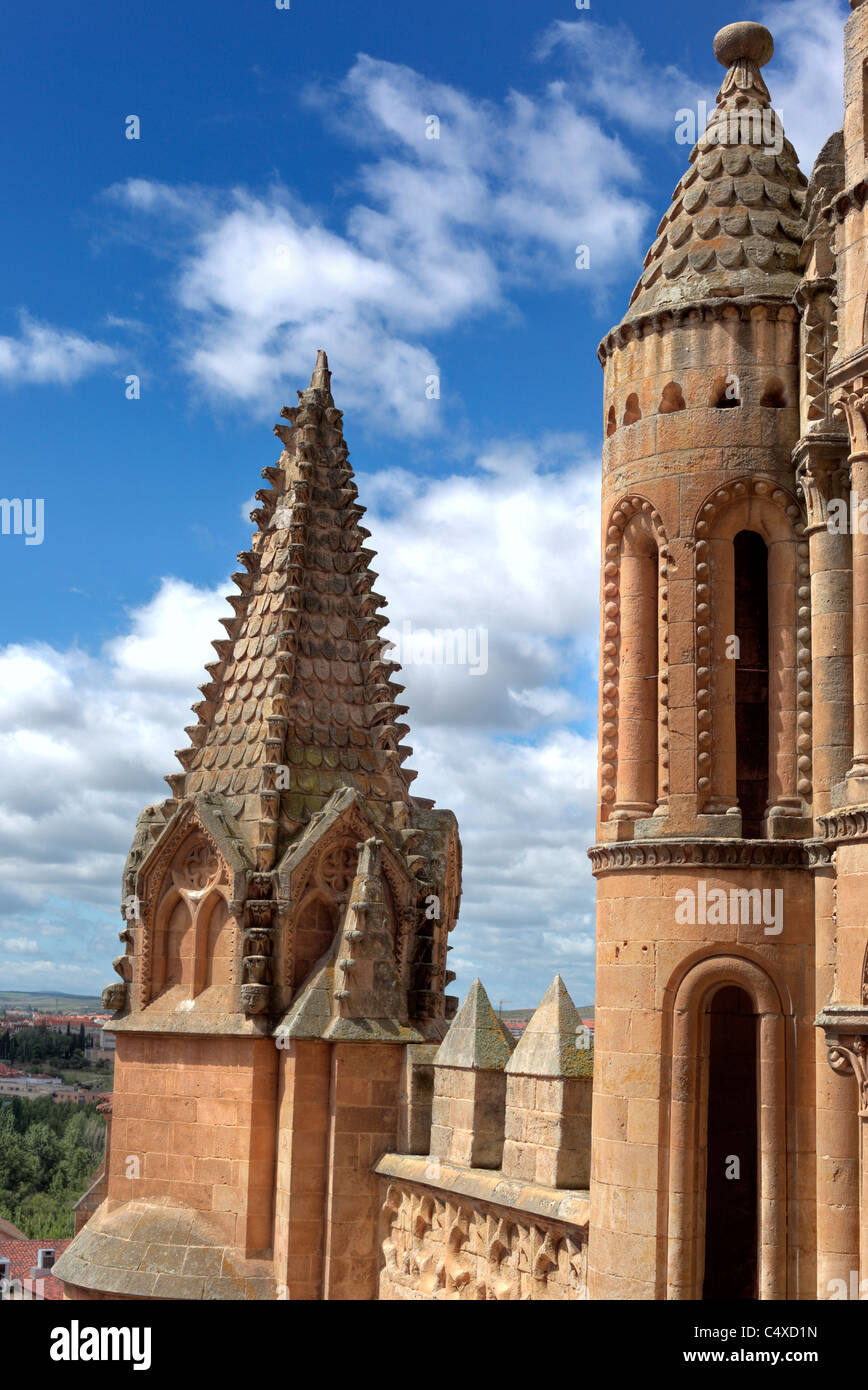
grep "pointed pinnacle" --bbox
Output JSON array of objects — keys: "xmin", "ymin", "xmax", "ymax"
[{"xmin": 310, "ymin": 349, "xmax": 331, "ymax": 392}]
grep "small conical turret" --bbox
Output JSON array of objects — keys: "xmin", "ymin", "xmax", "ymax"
[{"xmin": 626, "ymin": 21, "xmax": 806, "ymax": 320}]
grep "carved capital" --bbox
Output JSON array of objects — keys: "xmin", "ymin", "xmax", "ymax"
[
  {"xmin": 794, "ymin": 442, "xmax": 851, "ymax": 532},
  {"xmin": 832, "ymin": 377, "xmax": 868, "ymax": 454}
]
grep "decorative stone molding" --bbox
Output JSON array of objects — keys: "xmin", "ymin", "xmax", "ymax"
[
  {"xmin": 817, "ymin": 805, "xmax": 868, "ymax": 843},
  {"xmin": 375, "ymin": 1160, "xmax": 589, "ymax": 1301},
  {"xmin": 597, "ymin": 297, "xmax": 799, "ymax": 365},
  {"xmin": 821, "ymin": 179, "xmax": 868, "ymax": 226},
  {"xmin": 588, "ymin": 838, "xmax": 810, "ymax": 873},
  {"xmin": 793, "ymin": 279, "xmax": 839, "ymax": 424},
  {"xmin": 816, "ymin": 1007, "xmax": 868, "ymax": 1117},
  {"xmin": 600, "ymin": 495, "xmax": 669, "ymax": 818},
  {"xmin": 692, "ymin": 476, "xmax": 810, "ymax": 808}
]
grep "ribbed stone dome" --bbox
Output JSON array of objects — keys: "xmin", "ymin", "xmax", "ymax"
[{"xmin": 623, "ymin": 25, "xmax": 807, "ymax": 321}]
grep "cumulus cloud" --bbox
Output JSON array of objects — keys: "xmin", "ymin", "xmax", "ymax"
[
  {"xmin": 0, "ymin": 438, "xmax": 599, "ymax": 1003},
  {"xmin": 758, "ymin": 0, "xmax": 847, "ymax": 169},
  {"xmin": 103, "ymin": 48, "xmax": 650, "ymax": 433},
  {"xmin": 0, "ymin": 313, "xmax": 116, "ymax": 387}
]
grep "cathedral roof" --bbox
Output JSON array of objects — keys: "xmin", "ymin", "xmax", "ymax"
[
  {"xmin": 624, "ymin": 22, "xmax": 807, "ymax": 322},
  {"xmin": 167, "ymin": 351, "xmax": 416, "ymax": 871}
]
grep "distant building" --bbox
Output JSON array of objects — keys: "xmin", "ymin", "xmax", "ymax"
[{"xmin": 0, "ymin": 1240, "xmax": 70, "ymax": 1301}]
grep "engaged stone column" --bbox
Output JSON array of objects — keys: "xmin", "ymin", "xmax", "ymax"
[
  {"xmin": 832, "ymin": 382, "xmax": 868, "ymax": 796},
  {"xmin": 429, "ymin": 979, "xmax": 514, "ymax": 1169},
  {"xmin": 796, "ymin": 443, "xmax": 853, "ymax": 819},
  {"xmin": 502, "ymin": 977, "xmax": 593, "ymax": 1189}
]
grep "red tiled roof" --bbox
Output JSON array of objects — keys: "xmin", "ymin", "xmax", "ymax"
[{"xmin": 0, "ymin": 1237, "xmax": 71, "ymax": 1300}]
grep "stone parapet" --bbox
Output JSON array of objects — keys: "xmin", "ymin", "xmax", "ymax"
[{"xmin": 375, "ymin": 1154, "xmax": 589, "ymax": 1300}]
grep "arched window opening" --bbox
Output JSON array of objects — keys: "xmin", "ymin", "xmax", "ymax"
[
  {"xmin": 202, "ymin": 894, "xmax": 233, "ymax": 993},
  {"xmin": 160, "ymin": 897, "xmax": 193, "ymax": 995},
  {"xmin": 759, "ymin": 377, "xmax": 787, "ymax": 408},
  {"xmin": 659, "ymin": 382, "xmax": 686, "ymax": 414},
  {"xmin": 710, "ymin": 376, "xmax": 739, "ymax": 408},
  {"xmin": 623, "ymin": 393, "xmax": 642, "ymax": 426},
  {"xmin": 734, "ymin": 530, "xmax": 769, "ymax": 837},
  {"xmin": 293, "ymin": 893, "xmax": 340, "ymax": 992},
  {"xmin": 702, "ymin": 986, "xmax": 758, "ymax": 1300},
  {"xmin": 606, "ymin": 405, "xmax": 617, "ymax": 437}
]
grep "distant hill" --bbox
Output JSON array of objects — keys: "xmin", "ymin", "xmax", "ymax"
[
  {"xmin": 500, "ymin": 1004, "xmax": 595, "ymax": 1020},
  {"xmin": 0, "ymin": 991, "xmax": 103, "ymax": 1012}
]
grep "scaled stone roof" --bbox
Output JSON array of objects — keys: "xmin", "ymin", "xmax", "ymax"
[
  {"xmin": 625, "ymin": 25, "xmax": 807, "ymax": 321},
  {"xmin": 166, "ymin": 351, "xmax": 416, "ymax": 871},
  {"xmin": 434, "ymin": 978, "xmax": 515, "ymax": 1070}
]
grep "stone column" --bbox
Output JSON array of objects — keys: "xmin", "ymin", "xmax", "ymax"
[
  {"xmin": 796, "ymin": 442, "xmax": 853, "ymax": 820},
  {"xmin": 832, "ymin": 382, "xmax": 868, "ymax": 797},
  {"xmin": 612, "ymin": 549, "xmax": 658, "ymax": 818},
  {"xmin": 817, "ymin": 1007, "xmax": 868, "ymax": 1293}
]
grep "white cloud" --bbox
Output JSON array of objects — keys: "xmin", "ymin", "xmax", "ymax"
[
  {"xmin": 758, "ymin": 0, "xmax": 847, "ymax": 169},
  {"xmin": 537, "ymin": 19, "xmax": 711, "ymax": 137},
  {"xmin": 103, "ymin": 49, "xmax": 650, "ymax": 433},
  {"xmin": 0, "ymin": 313, "xmax": 116, "ymax": 387}
]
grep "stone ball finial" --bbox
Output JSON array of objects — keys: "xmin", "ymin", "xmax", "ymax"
[{"xmin": 713, "ymin": 21, "xmax": 774, "ymax": 68}]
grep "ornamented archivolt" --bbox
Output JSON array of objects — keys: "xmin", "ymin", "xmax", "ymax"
[{"xmin": 691, "ymin": 477, "xmax": 810, "ymax": 810}]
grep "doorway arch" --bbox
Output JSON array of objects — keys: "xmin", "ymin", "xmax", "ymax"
[{"xmin": 665, "ymin": 953, "xmax": 790, "ymax": 1299}]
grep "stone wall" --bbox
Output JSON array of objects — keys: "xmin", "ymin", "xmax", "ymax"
[
  {"xmin": 376, "ymin": 1157, "xmax": 588, "ymax": 1300},
  {"xmin": 373, "ymin": 977, "xmax": 592, "ymax": 1300}
]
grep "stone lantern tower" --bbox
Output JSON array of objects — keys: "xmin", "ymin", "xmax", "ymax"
[{"xmin": 587, "ymin": 22, "xmax": 818, "ymax": 1299}]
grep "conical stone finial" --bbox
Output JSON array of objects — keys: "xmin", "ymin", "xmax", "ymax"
[
  {"xmin": 713, "ymin": 21, "xmax": 774, "ymax": 69},
  {"xmin": 506, "ymin": 976, "xmax": 591, "ymax": 1078},
  {"xmin": 617, "ymin": 19, "xmax": 805, "ymax": 323},
  {"xmin": 434, "ymin": 979, "xmax": 514, "ymax": 1070}
]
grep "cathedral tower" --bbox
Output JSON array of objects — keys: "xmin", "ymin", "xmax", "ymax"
[
  {"xmin": 55, "ymin": 354, "xmax": 461, "ymax": 1301},
  {"xmin": 587, "ymin": 23, "xmax": 818, "ymax": 1299}
]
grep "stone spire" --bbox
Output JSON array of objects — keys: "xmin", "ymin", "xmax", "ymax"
[
  {"xmin": 434, "ymin": 978, "xmax": 515, "ymax": 1069},
  {"xmin": 626, "ymin": 21, "xmax": 807, "ymax": 320},
  {"xmin": 166, "ymin": 351, "xmax": 416, "ymax": 871},
  {"xmin": 505, "ymin": 976, "xmax": 592, "ymax": 1079}
]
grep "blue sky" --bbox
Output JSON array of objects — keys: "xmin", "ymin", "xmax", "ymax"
[{"xmin": 0, "ymin": 0, "xmax": 848, "ymax": 1007}]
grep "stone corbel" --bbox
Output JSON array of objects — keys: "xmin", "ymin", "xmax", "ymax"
[{"xmin": 817, "ymin": 1006, "xmax": 868, "ymax": 1117}]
